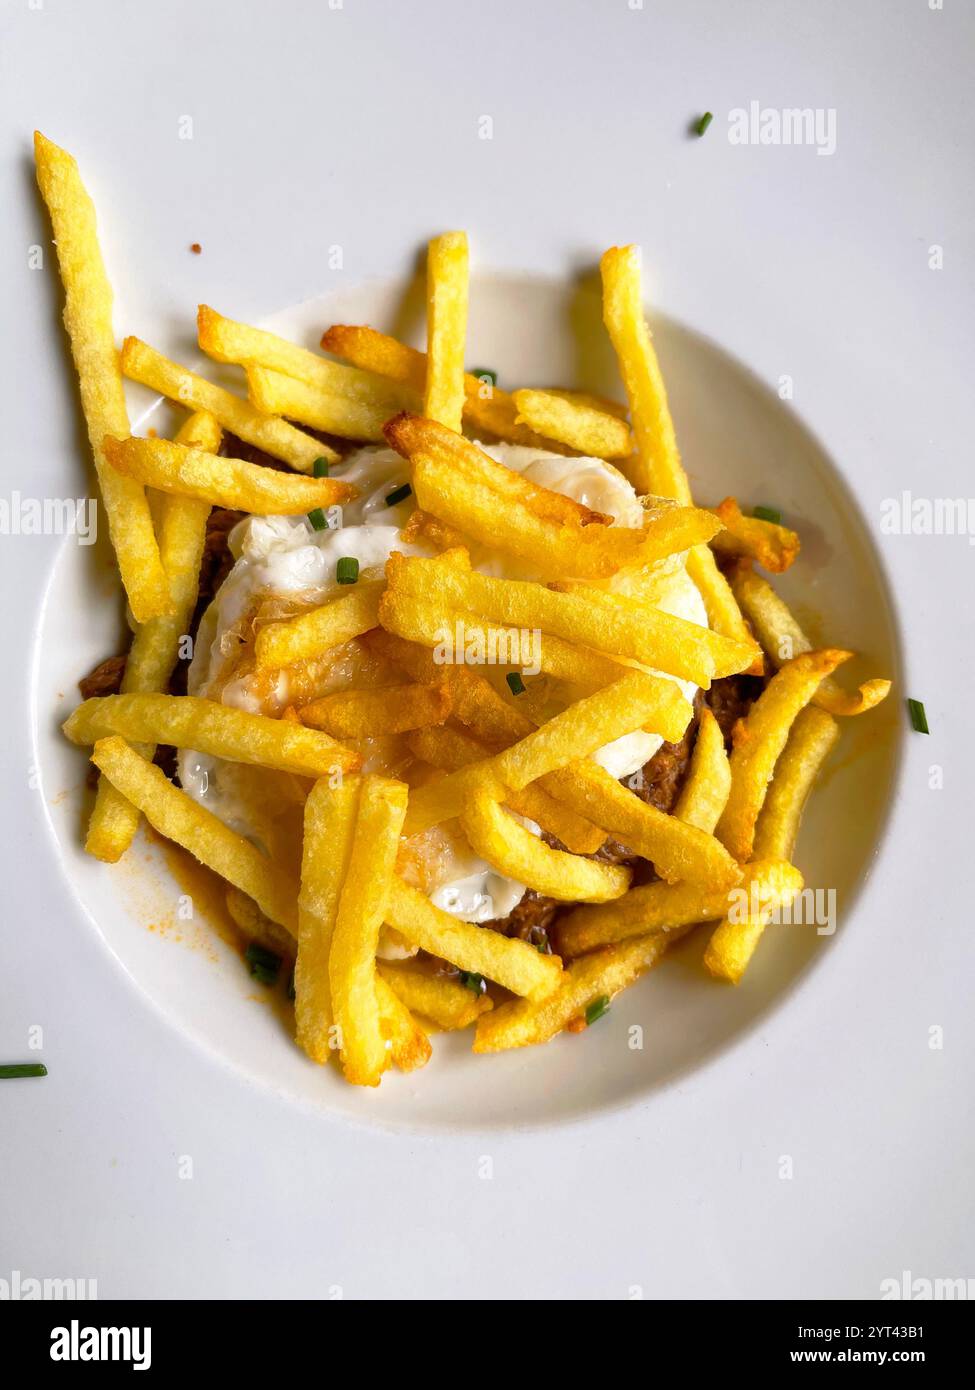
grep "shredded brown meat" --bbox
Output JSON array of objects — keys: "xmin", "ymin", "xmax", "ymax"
[{"xmin": 78, "ymin": 653, "xmax": 126, "ymax": 699}]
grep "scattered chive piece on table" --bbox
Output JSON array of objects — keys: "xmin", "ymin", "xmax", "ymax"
[
  {"xmin": 753, "ymin": 504, "xmax": 782, "ymax": 525},
  {"xmin": 245, "ymin": 942, "xmax": 282, "ymax": 986},
  {"xmin": 584, "ymin": 995, "xmax": 611, "ymax": 1026},
  {"xmin": 695, "ymin": 111, "xmax": 714, "ymax": 137},
  {"xmin": 506, "ymin": 672, "xmax": 526, "ymax": 696},
  {"xmin": 385, "ymin": 482, "xmax": 412, "ymax": 507},
  {"xmin": 0, "ymin": 1063, "xmax": 48, "ymax": 1079},
  {"xmin": 459, "ymin": 971, "xmax": 486, "ymax": 995},
  {"xmin": 907, "ymin": 698, "xmax": 929, "ymax": 734},
  {"xmin": 312, "ymin": 456, "xmax": 330, "ymax": 478},
  {"xmin": 471, "ymin": 368, "xmax": 497, "ymax": 387},
  {"xmin": 336, "ymin": 556, "xmax": 359, "ymax": 585},
  {"xmin": 307, "ymin": 507, "xmax": 328, "ymax": 531}
]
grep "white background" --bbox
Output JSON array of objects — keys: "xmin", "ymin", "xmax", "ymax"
[{"xmin": 1, "ymin": 0, "xmax": 972, "ymax": 1298}]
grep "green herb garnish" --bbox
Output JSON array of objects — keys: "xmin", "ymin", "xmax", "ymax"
[
  {"xmin": 385, "ymin": 483, "xmax": 413, "ymax": 507},
  {"xmin": 506, "ymin": 672, "xmax": 526, "ymax": 696},
  {"xmin": 246, "ymin": 942, "xmax": 282, "ymax": 986},
  {"xmin": 584, "ymin": 995, "xmax": 611, "ymax": 1026},
  {"xmin": 307, "ymin": 507, "xmax": 328, "ymax": 531},
  {"xmin": 753, "ymin": 505, "xmax": 782, "ymax": 525},
  {"xmin": 0, "ymin": 1063, "xmax": 47, "ymax": 1079},
  {"xmin": 312, "ymin": 457, "xmax": 330, "ymax": 477},
  {"xmin": 459, "ymin": 971, "xmax": 486, "ymax": 995},
  {"xmin": 695, "ymin": 112, "xmax": 713, "ymax": 137},
  {"xmin": 336, "ymin": 556, "xmax": 359, "ymax": 585},
  {"xmin": 472, "ymin": 368, "xmax": 497, "ymax": 387},
  {"xmin": 907, "ymin": 698, "xmax": 929, "ymax": 734}
]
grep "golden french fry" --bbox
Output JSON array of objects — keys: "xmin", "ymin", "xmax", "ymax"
[
  {"xmin": 246, "ymin": 365, "xmax": 401, "ymax": 443},
  {"xmin": 424, "ymin": 232, "xmax": 469, "ymax": 431},
  {"xmin": 672, "ymin": 707, "xmax": 731, "ymax": 834},
  {"xmin": 377, "ymin": 958, "xmax": 493, "ymax": 1031},
  {"xmin": 384, "ymin": 551, "xmax": 756, "ymax": 687},
  {"xmin": 91, "ymin": 737, "xmax": 298, "ymax": 931},
  {"xmin": 295, "ymin": 774, "xmax": 359, "ymax": 1064},
  {"xmin": 254, "ymin": 583, "xmax": 383, "ymax": 670},
  {"xmin": 473, "ymin": 932, "xmax": 678, "ymax": 1052},
  {"xmin": 600, "ymin": 245, "xmax": 690, "ymax": 502},
  {"xmin": 120, "ymin": 335, "xmax": 338, "ymax": 471},
  {"xmin": 709, "ymin": 498, "xmax": 800, "ymax": 573},
  {"xmin": 86, "ymin": 410, "xmax": 221, "ymax": 862},
  {"xmin": 104, "ymin": 434, "xmax": 354, "ymax": 513},
  {"xmin": 64, "ymin": 693, "xmax": 359, "ymax": 776},
  {"xmin": 298, "ymin": 682, "xmax": 452, "ymax": 739},
  {"xmin": 329, "ymin": 776, "xmax": 409, "ymax": 1087},
  {"xmin": 322, "ymin": 323, "xmax": 558, "ymax": 448},
  {"xmin": 716, "ymin": 649, "xmax": 852, "ymax": 861},
  {"xmin": 685, "ymin": 545, "xmax": 762, "ymax": 670},
  {"xmin": 729, "ymin": 562, "xmax": 892, "ymax": 716},
  {"xmin": 34, "ymin": 132, "xmax": 169, "ymax": 623},
  {"xmin": 703, "ymin": 859, "xmax": 805, "ymax": 983},
  {"xmin": 385, "ymin": 878, "xmax": 563, "ymax": 1000},
  {"xmin": 460, "ymin": 788, "xmax": 631, "ymax": 903},
  {"xmin": 374, "ymin": 975, "xmax": 433, "ymax": 1071},
  {"xmin": 512, "ymin": 388, "xmax": 634, "ymax": 459},
  {"xmin": 541, "ymin": 387, "xmax": 629, "ymax": 420},
  {"xmin": 753, "ymin": 705, "xmax": 840, "ymax": 861},
  {"xmin": 199, "ymin": 304, "xmax": 418, "ymax": 406},
  {"xmin": 226, "ymin": 887, "xmax": 295, "ymax": 959},
  {"xmin": 556, "ymin": 857, "xmax": 794, "ymax": 959},
  {"xmin": 406, "ymin": 724, "xmax": 605, "ymax": 856},
  {"xmin": 548, "ymin": 759, "xmax": 741, "ymax": 888}
]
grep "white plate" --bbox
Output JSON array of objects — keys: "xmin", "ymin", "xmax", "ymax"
[{"xmin": 3, "ymin": 0, "xmax": 973, "ymax": 1299}]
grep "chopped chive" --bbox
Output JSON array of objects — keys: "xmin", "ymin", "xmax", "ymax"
[
  {"xmin": 336, "ymin": 556, "xmax": 359, "ymax": 585},
  {"xmin": 506, "ymin": 672, "xmax": 526, "ymax": 696},
  {"xmin": 246, "ymin": 942, "xmax": 282, "ymax": 985},
  {"xmin": 459, "ymin": 971, "xmax": 486, "ymax": 995},
  {"xmin": 907, "ymin": 698, "xmax": 929, "ymax": 734},
  {"xmin": 695, "ymin": 111, "xmax": 713, "ymax": 137},
  {"xmin": 287, "ymin": 967, "xmax": 296, "ymax": 1002},
  {"xmin": 471, "ymin": 368, "xmax": 497, "ymax": 387},
  {"xmin": 385, "ymin": 482, "xmax": 413, "ymax": 507},
  {"xmin": 584, "ymin": 994, "xmax": 611, "ymax": 1026},
  {"xmin": 753, "ymin": 505, "xmax": 782, "ymax": 525},
  {"xmin": 307, "ymin": 507, "xmax": 328, "ymax": 531},
  {"xmin": 0, "ymin": 1062, "xmax": 47, "ymax": 1079},
  {"xmin": 313, "ymin": 456, "xmax": 330, "ymax": 477}
]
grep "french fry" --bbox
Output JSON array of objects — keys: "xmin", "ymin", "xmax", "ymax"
[
  {"xmin": 685, "ymin": 544, "xmax": 763, "ymax": 670},
  {"xmin": 600, "ymin": 245, "xmax": 690, "ymax": 502},
  {"xmin": 254, "ymin": 583, "xmax": 383, "ymax": 670},
  {"xmin": 406, "ymin": 725, "xmax": 604, "ymax": 855},
  {"xmin": 298, "ymin": 682, "xmax": 452, "ymax": 739},
  {"xmin": 716, "ymin": 649, "xmax": 852, "ymax": 861},
  {"xmin": 91, "ymin": 737, "xmax": 298, "ymax": 931},
  {"xmin": 64, "ymin": 693, "xmax": 359, "ymax": 777},
  {"xmin": 541, "ymin": 387, "xmax": 629, "ymax": 421},
  {"xmin": 424, "ymin": 232, "xmax": 469, "ymax": 431},
  {"xmin": 473, "ymin": 932, "xmax": 678, "ymax": 1052},
  {"xmin": 329, "ymin": 776, "xmax": 409, "ymax": 1086},
  {"xmin": 374, "ymin": 975, "xmax": 433, "ymax": 1071},
  {"xmin": 34, "ymin": 132, "xmax": 169, "ymax": 623},
  {"xmin": 512, "ymin": 388, "xmax": 634, "ymax": 459},
  {"xmin": 703, "ymin": 860, "xmax": 805, "ymax": 984},
  {"xmin": 385, "ymin": 878, "xmax": 563, "ymax": 1000},
  {"xmin": 385, "ymin": 412, "xmax": 604, "ymax": 525},
  {"xmin": 198, "ymin": 305, "xmax": 417, "ymax": 408},
  {"xmin": 383, "ymin": 551, "xmax": 756, "ymax": 687},
  {"xmin": 672, "ymin": 707, "xmax": 731, "ymax": 834},
  {"xmin": 86, "ymin": 410, "xmax": 221, "ymax": 862},
  {"xmin": 752, "ymin": 705, "xmax": 840, "ymax": 861},
  {"xmin": 547, "ymin": 759, "xmax": 741, "ymax": 889},
  {"xmin": 246, "ymin": 365, "xmax": 401, "ymax": 443},
  {"xmin": 556, "ymin": 857, "xmax": 794, "ymax": 959},
  {"xmin": 119, "ymin": 335, "xmax": 338, "ymax": 471},
  {"xmin": 295, "ymin": 775, "xmax": 359, "ymax": 1064},
  {"xmin": 709, "ymin": 498, "xmax": 800, "ymax": 573},
  {"xmin": 104, "ymin": 435, "xmax": 355, "ymax": 513},
  {"xmin": 460, "ymin": 789, "xmax": 631, "ymax": 903},
  {"xmin": 377, "ymin": 958, "xmax": 493, "ymax": 1031},
  {"xmin": 321, "ymin": 323, "xmax": 557, "ymax": 447},
  {"xmin": 729, "ymin": 562, "xmax": 892, "ymax": 716}
]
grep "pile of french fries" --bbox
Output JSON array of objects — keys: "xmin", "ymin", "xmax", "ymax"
[{"xmin": 39, "ymin": 131, "xmax": 891, "ymax": 1088}]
